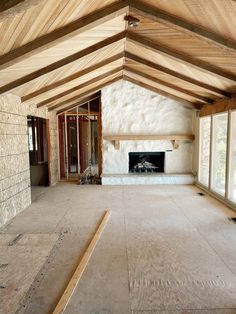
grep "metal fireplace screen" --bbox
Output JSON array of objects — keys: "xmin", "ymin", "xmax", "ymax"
[{"xmin": 129, "ymin": 152, "xmax": 165, "ymax": 173}]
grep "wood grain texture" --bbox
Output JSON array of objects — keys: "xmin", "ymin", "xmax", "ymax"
[
  {"xmin": 49, "ymin": 75, "xmax": 123, "ymax": 111},
  {"xmin": 130, "ymin": 0, "xmax": 236, "ymax": 54},
  {"xmin": 124, "ymin": 65, "xmax": 213, "ymax": 103},
  {"xmin": 200, "ymin": 97, "xmax": 236, "ymax": 117},
  {"xmin": 21, "ymin": 52, "xmax": 124, "ymax": 102},
  {"xmin": 0, "ymin": 0, "xmax": 43, "ymax": 20},
  {"xmin": 103, "ymin": 134, "xmax": 195, "ymax": 141},
  {"xmin": 126, "ymin": 32, "xmax": 236, "ymax": 82},
  {"xmin": 37, "ymin": 66, "xmax": 123, "ymax": 108},
  {"xmin": 13, "ymin": 41, "xmax": 124, "ymax": 98},
  {"xmin": 56, "ymin": 94, "xmax": 101, "ymax": 115},
  {"xmin": 0, "ymin": 32, "xmax": 125, "ymax": 94},
  {"xmin": 125, "ymin": 52, "xmax": 230, "ymax": 98},
  {"xmin": 53, "ymin": 210, "xmax": 112, "ymax": 314},
  {"xmin": 0, "ymin": 1, "xmax": 128, "ymax": 70}
]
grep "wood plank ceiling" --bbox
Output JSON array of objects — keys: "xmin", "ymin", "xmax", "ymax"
[{"xmin": 0, "ymin": 0, "xmax": 236, "ymax": 113}]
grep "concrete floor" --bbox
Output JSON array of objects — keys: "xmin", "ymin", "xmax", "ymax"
[{"xmin": 1, "ymin": 183, "xmax": 236, "ymax": 314}]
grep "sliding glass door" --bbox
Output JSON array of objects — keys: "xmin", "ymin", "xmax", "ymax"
[
  {"xmin": 228, "ymin": 111, "xmax": 236, "ymax": 202},
  {"xmin": 211, "ymin": 113, "xmax": 228, "ymax": 196},
  {"xmin": 199, "ymin": 116, "xmax": 211, "ymax": 187}
]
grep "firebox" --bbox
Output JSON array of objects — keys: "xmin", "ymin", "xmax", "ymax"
[{"xmin": 129, "ymin": 152, "xmax": 165, "ymax": 173}]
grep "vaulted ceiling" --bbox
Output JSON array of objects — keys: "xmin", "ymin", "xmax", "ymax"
[{"xmin": 1, "ymin": 0, "xmax": 236, "ymax": 114}]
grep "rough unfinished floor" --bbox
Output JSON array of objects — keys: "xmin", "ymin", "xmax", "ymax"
[{"xmin": 1, "ymin": 183, "xmax": 236, "ymax": 314}]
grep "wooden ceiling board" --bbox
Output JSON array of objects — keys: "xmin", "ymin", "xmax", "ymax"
[
  {"xmin": 47, "ymin": 71, "xmax": 123, "ymax": 111},
  {"xmin": 124, "ymin": 59, "xmax": 220, "ymax": 99},
  {"xmin": 137, "ymin": 0, "xmax": 236, "ymax": 42},
  {"xmin": 0, "ymin": 15, "xmax": 126, "ymax": 86},
  {"xmin": 23, "ymin": 59, "xmax": 124, "ymax": 104},
  {"xmin": 124, "ymin": 69, "xmax": 205, "ymax": 105},
  {"xmin": 37, "ymin": 66, "xmax": 123, "ymax": 107},
  {"xmin": 128, "ymin": 12, "xmax": 236, "ymax": 75},
  {"xmin": 0, "ymin": 0, "xmax": 235, "ymax": 105},
  {"xmin": 0, "ymin": 0, "xmax": 117, "ymax": 53},
  {"xmin": 126, "ymin": 41, "xmax": 234, "ymax": 91},
  {"xmin": 10, "ymin": 41, "xmax": 124, "ymax": 97}
]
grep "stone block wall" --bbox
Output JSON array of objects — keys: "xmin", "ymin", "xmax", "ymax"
[
  {"xmin": 0, "ymin": 94, "xmax": 59, "ymax": 227},
  {"xmin": 102, "ymin": 80, "xmax": 197, "ymax": 175}
]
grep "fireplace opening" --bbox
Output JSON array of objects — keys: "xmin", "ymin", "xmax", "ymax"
[{"xmin": 129, "ymin": 152, "xmax": 165, "ymax": 173}]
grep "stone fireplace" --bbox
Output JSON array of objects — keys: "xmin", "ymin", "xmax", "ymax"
[
  {"xmin": 101, "ymin": 80, "xmax": 196, "ymax": 185},
  {"xmin": 129, "ymin": 152, "xmax": 165, "ymax": 173}
]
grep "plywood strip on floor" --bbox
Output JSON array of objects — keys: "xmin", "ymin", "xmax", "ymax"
[{"xmin": 53, "ymin": 210, "xmax": 111, "ymax": 314}]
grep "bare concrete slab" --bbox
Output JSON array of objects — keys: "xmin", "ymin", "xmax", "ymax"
[{"xmin": 0, "ymin": 183, "xmax": 236, "ymax": 313}]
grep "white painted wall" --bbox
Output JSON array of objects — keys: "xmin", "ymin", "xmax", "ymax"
[{"xmin": 101, "ymin": 80, "xmax": 196, "ymax": 175}]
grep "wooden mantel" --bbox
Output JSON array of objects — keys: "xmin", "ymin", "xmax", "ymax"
[{"xmin": 103, "ymin": 134, "xmax": 195, "ymax": 150}]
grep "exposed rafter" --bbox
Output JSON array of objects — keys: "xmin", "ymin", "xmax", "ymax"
[
  {"xmin": 200, "ymin": 95, "xmax": 236, "ymax": 117},
  {"xmin": 0, "ymin": 0, "xmax": 42, "ymax": 20},
  {"xmin": 57, "ymin": 92, "xmax": 101, "ymax": 115},
  {"xmin": 0, "ymin": 1, "xmax": 128, "ymax": 70},
  {"xmin": 21, "ymin": 52, "xmax": 124, "ymax": 102},
  {"xmin": 124, "ymin": 65, "xmax": 213, "ymax": 104},
  {"xmin": 0, "ymin": 32, "xmax": 125, "ymax": 94},
  {"xmin": 125, "ymin": 52, "xmax": 231, "ymax": 98},
  {"xmin": 37, "ymin": 67, "xmax": 123, "ymax": 108},
  {"xmin": 126, "ymin": 32, "xmax": 236, "ymax": 82},
  {"xmin": 130, "ymin": 0, "xmax": 236, "ymax": 54},
  {"xmin": 48, "ymin": 76, "xmax": 123, "ymax": 111},
  {"xmin": 123, "ymin": 75, "xmax": 201, "ymax": 109}
]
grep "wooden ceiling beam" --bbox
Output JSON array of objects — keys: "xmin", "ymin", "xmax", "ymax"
[
  {"xmin": 126, "ymin": 32, "xmax": 236, "ymax": 82},
  {"xmin": 37, "ymin": 66, "xmax": 123, "ymax": 108},
  {"xmin": 48, "ymin": 76, "xmax": 123, "ymax": 112},
  {"xmin": 124, "ymin": 65, "xmax": 213, "ymax": 104},
  {"xmin": 0, "ymin": 0, "xmax": 42, "ymax": 20},
  {"xmin": 125, "ymin": 52, "xmax": 230, "ymax": 98},
  {"xmin": 123, "ymin": 75, "xmax": 201, "ymax": 109},
  {"xmin": 0, "ymin": 32, "xmax": 125, "ymax": 94},
  {"xmin": 0, "ymin": 1, "xmax": 128, "ymax": 70},
  {"xmin": 130, "ymin": 0, "xmax": 236, "ymax": 54},
  {"xmin": 22, "ymin": 52, "xmax": 124, "ymax": 102},
  {"xmin": 200, "ymin": 96, "xmax": 236, "ymax": 117},
  {"xmin": 125, "ymin": 52, "xmax": 231, "ymax": 98},
  {"xmin": 56, "ymin": 93, "xmax": 101, "ymax": 115}
]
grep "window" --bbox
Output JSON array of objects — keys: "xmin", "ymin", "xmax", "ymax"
[
  {"xmin": 211, "ymin": 113, "xmax": 228, "ymax": 196},
  {"xmin": 199, "ymin": 117, "xmax": 211, "ymax": 187},
  {"xmin": 228, "ymin": 111, "xmax": 236, "ymax": 202}
]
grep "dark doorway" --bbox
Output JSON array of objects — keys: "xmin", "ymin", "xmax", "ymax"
[{"xmin": 27, "ymin": 116, "xmax": 50, "ymax": 186}]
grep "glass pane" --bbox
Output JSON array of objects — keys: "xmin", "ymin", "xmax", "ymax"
[
  {"xmin": 228, "ymin": 111, "xmax": 236, "ymax": 202},
  {"xmin": 28, "ymin": 126, "xmax": 33, "ymax": 151},
  {"xmin": 199, "ymin": 117, "xmax": 211, "ymax": 186},
  {"xmin": 211, "ymin": 113, "xmax": 228, "ymax": 196}
]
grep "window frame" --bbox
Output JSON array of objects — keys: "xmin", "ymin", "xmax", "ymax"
[{"xmin": 197, "ymin": 110, "xmax": 236, "ymax": 210}]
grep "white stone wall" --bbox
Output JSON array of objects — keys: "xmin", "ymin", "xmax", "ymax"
[
  {"xmin": 0, "ymin": 94, "xmax": 59, "ymax": 227},
  {"xmin": 102, "ymin": 80, "xmax": 196, "ymax": 175}
]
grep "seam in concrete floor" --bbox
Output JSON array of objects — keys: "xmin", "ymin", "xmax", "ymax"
[{"xmin": 15, "ymin": 230, "xmax": 65, "ymax": 314}]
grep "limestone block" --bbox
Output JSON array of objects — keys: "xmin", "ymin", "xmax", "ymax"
[
  {"xmin": 0, "ymin": 122, "xmax": 27, "ymax": 135},
  {"xmin": 0, "ymin": 187, "xmax": 31, "ymax": 227},
  {"xmin": 0, "ymin": 112, "xmax": 26, "ymax": 125},
  {"xmin": 0, "ymin": 153, "xmax": 29, "ymax": 180},
  {"xmin": 0, "ymin": 170, "xmax": 30, "ymax": 191},
  {"xmin": 0, "ymin": 178, "xmax": 30, "ymax": 203},
  {"xmin": 0, "ymin": 134, "xmax": 28, "ymax": 156}
]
